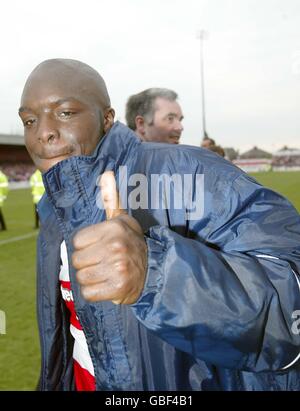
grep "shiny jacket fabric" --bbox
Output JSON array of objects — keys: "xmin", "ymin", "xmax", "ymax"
[{"xmin": 37, "ymin": 122, "xmax": 300, "ymax": 391}]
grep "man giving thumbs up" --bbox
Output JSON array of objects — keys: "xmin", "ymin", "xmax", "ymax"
[{"xmin": 20, "ymin": 59, "xmax": 300, "ymax": 392}]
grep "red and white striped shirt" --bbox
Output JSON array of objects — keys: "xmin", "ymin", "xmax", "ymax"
[{"xmin": 59, "ymin": 241, "xmax": 96, "ymax": 391}]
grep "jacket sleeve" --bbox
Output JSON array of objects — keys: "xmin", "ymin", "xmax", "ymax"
[{"xmin": 131, "ymin": 172, "xmax": 300, "ymax": 372}]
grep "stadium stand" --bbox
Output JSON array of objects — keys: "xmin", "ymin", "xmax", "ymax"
[
  {"xmin": 0, "ymin": 134, "xmax": 34, "ymax": 181},
  {"xmin": 233, "ymin": 146, "xmax": 272, "ymax": 173},
  {"xmin": 272, "ymin": 147, "xmax": 300, "ymax": 171}
]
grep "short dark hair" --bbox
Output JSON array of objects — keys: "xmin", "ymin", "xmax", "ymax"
[
  {"xmin": 202, "ymin": 136, "xmax": 215, "ymax": 146},
  {"xmin": 125, "ymin": 88, "xmax": 178, "ymax": 130},
  {"xmin": 208, "ymin": 145, "xmax": 225, "ymax": 157}
]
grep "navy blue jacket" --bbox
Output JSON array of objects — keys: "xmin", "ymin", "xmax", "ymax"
[{"xmin": 37, "ymin": 122, "xmax": 300, "ymax": 390}]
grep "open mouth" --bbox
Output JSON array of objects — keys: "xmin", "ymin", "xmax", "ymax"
[{"xmin": 170, "ymin": 137, "xmax": 180, "ymax": 144}]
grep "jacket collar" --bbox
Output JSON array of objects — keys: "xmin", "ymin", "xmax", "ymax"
[
  {"xmin": 38, "ymin": 122, "xmax": 140, "ymax": 225},
  {"xmin": 89, "ymin": 121, "xmax": 140, "ymax": 167}
]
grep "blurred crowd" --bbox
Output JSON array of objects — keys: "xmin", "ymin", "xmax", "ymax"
[
  {"xmin": 0, "ymin": 163, "xmax": 35, "ymax": 182},
  {"xmin": 272, "ymin": 154, "xmax": 300, "ymax": 167}
]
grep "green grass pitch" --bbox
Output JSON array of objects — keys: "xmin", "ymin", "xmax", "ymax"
[
  {"xmin": 0, "ymin": 171, "xmax": 299, "ymax": 390},
  {"xmin": 250, "ymin": 171, "xmax": 300, "ymax": 213},
  {"xmin": 0, "ymin": 189, "xmax": 40, "ymax": 390}
]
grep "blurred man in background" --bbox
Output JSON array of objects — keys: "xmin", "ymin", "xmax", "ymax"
[
  {"xmin": 29, "ymin": 169, "xmax": 45, "ymax": 228},
  {"xmin": 208, "ymin": 144, "xmax": 225, "ymax": 157},
  {"xmin": 125, "ymin": 88, "xmax": 184, "ymax": 144},
  {"xmin": 201, "ymin": 135, "xmax": 225, "ymax": 157},
  {"xmin": 201, "ymin": 135, "xmax": 215, "ymax": 148},
  {"xmin": 0, "ymin": 170, "xmax": 8, "ymax": 231}
]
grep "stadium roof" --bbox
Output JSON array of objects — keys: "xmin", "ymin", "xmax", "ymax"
[
  {"xmin": 273, "ymin": 148, "xmax": 300, "ymax": 157},
  {"xmin": 240, "ymin": 146, "xmax": 272, "ymax": 159},
  {"xmin": 0, "ymin": 134, "xmax": 25, "ymax": 146}
]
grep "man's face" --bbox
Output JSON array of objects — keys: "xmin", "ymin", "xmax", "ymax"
[
  {"xmin": 19, "ymin": 70, "xmax": 112, "ymax": 173},
  {"xmin": 142, "ymin": 97, "xmax": 184, "ymax": 144}
]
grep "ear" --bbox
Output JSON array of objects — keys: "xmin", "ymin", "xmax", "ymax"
[
  {"xmin": 135, "ymin": 116, "xmax": 146, "ymax": 137},
  {"xmin": 103, "ymin": 108, "xmax": 115, "ymax": 133}
]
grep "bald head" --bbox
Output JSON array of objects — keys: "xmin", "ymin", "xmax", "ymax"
[
  {"xmin": 19, "ymin": 59, "xmax": 115, "ymax": 172},
  {"xmin": 21, "ymin": 58, "xmax": 111, "ymax": 110}
]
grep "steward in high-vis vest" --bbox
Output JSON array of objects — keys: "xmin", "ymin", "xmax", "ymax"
[
  {"xmin": 30, "ymin": 169, "xmax": 45, "ymax": 228},
  {"xmin": 0, "ymin": 170, "xmax": 8, "ymax": 231}
]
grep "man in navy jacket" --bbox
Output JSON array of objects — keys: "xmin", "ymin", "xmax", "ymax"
[{"xmin": 19, "ymin": 59, "xmax": 300, "ymax": 390}]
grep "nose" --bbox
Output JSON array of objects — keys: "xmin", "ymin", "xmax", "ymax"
[
  {"xmin": 38, "ymin": 115, "xmax": 60, "ymax": 144},
  {"xmin": 174, "ymin": 119, "xmax": 184, "ymax": 134}
]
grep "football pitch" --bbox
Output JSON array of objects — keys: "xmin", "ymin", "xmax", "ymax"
[{"xmin": 0, "ymin": 171, "xmax": 299, "ymax": 390}]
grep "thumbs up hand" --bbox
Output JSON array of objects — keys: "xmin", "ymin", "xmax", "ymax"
[{"xmin": 72, "ymin": 171, "xmax": 147, "ymax": 305}]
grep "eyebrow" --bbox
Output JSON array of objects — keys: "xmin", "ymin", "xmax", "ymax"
[
  {"xmin": 18, "ymin": 106, "xmax": 30, "ymax": 114},
  {"xmin": 18, "ymin": 97, "xmax": 81, "ymax": 114},
  {"xmin": 165, "ymin": 112, "xmax": 184, "ymax": 120}
]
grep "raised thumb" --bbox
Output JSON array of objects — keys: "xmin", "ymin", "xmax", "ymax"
[{"xmin": 100, "ymin": 170, "xmax": 126, "ymax": 220}]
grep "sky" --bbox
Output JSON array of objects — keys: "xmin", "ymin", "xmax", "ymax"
[{"xmin": 1, "ymin": 0, "xmax": 300, "ymax": 153}]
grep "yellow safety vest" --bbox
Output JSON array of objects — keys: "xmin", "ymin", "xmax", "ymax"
[
  {"xmin": 0, "ymin": 171, "xmax": 8, "ymax": 207},
  {"xmin": 30, "ymin": 170, "xmax": 45, "ymax": 204}
]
